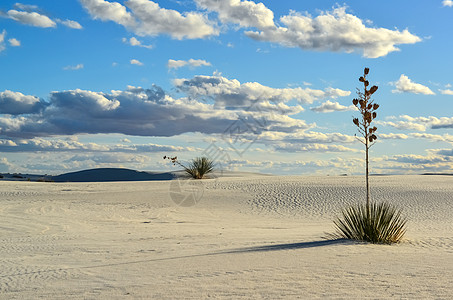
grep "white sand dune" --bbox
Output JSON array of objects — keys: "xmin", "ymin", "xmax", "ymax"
[{"xmin": 0, "ymin": 175, "xmax": 452, "ymax": 299}]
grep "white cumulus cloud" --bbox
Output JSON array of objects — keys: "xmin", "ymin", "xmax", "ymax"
[
  {"xmin": 0, "ymin": 30, "xmax": 21, "ymax": 51},
  {"xmin": 13, "ymin": 3, "xmax": 40, "ymax": 12},
  {"xmin": 63, "ymin": 64, "xmax": 84, "ymax": 71},
  {"xmin": 244, "ymin": 6, "xmax": 420, "ymax": 58},
  {"xmin": 4, "ymin": 4, "xmax": 82, "ymax": 30},
  {"xmin": 392, "ymin": 74, "xmax": 435, "ymax": 95},
  {"xmin": 80, "ymin": 0, "xmax": 136, "ymax": 27},
  {"xmin": 58, "ymin": 19, "xmax": 83, "ymax": 29},
  {"xmin": 81, "ymin": 0, "xmax": 218, "ymax": 40},
  {"xmin": 195, "ymin": 0, "xmax": 275, "ymax": 29},
  {"xmin": 443, "ymin": 0, "xmax": 453, "ymax": 7},
  {"xmin": 7, "ymin": 9, "xmax": 56, "ymax": 28},
  {"xmin": 130, "ymin": 59, "xmax": 143, "ymax": 66},
  {"xmin": 310, "ymin": 100, "xmax": 356, "ymax": 113},
  {"xmin": 440, "ymin": 89, "xmax": 453, "ymax": 95},
  {"xmin": 8, "ymin": 38, "xmax": 21, "ymax": 46},
  {"xmin": 167, "ymin": 58, "xmax": 211, "ymax": 70},
  {"xmin": 0, "ymin": 30, "xmax": 5, "ymax": 53},
  {"xmin": 122, "ymin": 37, "xmax": 153, "ymax": 49},
  {"xmin": 126, "ymin": 0, "xmax": 218, "ymax": 39}
]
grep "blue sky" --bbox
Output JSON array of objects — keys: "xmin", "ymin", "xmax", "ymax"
[{"xmin": 1, "ymin": 0, "xmax": 453, "ymax": 175}]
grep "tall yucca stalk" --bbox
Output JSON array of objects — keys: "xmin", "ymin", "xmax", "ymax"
[
  {"xmin": 164, "ymin": 156, "xmax": 214, "ymax": 179},
  {"xmin": 352, "ymin": 67, "xmax": 379, "ymax": 213}
]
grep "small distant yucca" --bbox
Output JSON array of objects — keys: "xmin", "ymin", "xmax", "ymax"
[
  {"xmin": 164, "ymin": 156, "xmax": 214, "ymax": 179},
  {"xmin": 184, "ymin": 157, "xmax": 214, "ymax": 179}
]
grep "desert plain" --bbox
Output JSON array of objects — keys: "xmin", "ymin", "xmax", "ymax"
[{"xmin": 0, "ymin": 174, "xmax": 452, "ymax": 299}]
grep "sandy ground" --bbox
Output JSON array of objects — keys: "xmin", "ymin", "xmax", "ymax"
[{"xmin": 0, "ymin": 175, "xmax": 452, "ymax": 299}]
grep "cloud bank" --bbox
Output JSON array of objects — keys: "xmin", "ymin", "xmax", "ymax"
[
  {"xmin": 80, "ymin": 0, "xmax": 420, "ymax": 57},
  {"xmin": 379, "ymin": 115, "xmax": 453, "ymax": 131},
  {"xmin": 196, "ymin": 1, "xmax": 420, "ymax": 58},
  {"xmin": 0, "ymin": 90, "xmax": 48, "ymax": 115},
  {"xmin": 174, "ymin": 74, "xmax": 350, "ymax": 109},
  {"xmin": 0, "ymin": 75, "xmax": 325, "ymax": 139},
  {"xmin": 0, "ymin": 137, "xmax": 196, "ymax": 153}
]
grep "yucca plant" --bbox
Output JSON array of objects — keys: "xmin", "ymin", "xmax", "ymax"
[
  {"xmin": 164, "ymin": 156, "xmax": 214, "ymax": 179},
  {"xmin": 332, "ymin": 68, "xmax": 407, "ymax": 244},
  {"xmin": 332, "ymin": 202, "xmax": 407, "ymax": 244},
  {"xmin": 184, "ymin": 157, "xmax": 214, "ymax": 179}
]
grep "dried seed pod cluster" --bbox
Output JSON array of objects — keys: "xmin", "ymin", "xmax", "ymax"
[
  {"xmin": 163, "ymin": 155, "xmax": 178, "ymax": 165},
  {"xmin": 352, "ymin": 68, "xmax": 379, "ymax": 146}
]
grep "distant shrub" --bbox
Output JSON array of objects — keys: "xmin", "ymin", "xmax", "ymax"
[
  {"xmin": 164, "ymin": 156, "xmax": 214, "ymax": 179},
  {"xmin": 331, "ymin": 201, "xmax": 407, "ymax": 244}
]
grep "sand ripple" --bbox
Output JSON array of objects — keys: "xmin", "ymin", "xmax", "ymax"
[{"xmin": 206, "ymin": 175, "xmax": 453, "ymax": 224}]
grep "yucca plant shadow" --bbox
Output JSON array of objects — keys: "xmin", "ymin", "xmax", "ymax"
[{"xmin": 225, "ymin": 239, "xmax": 351, "ymax": 254}]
